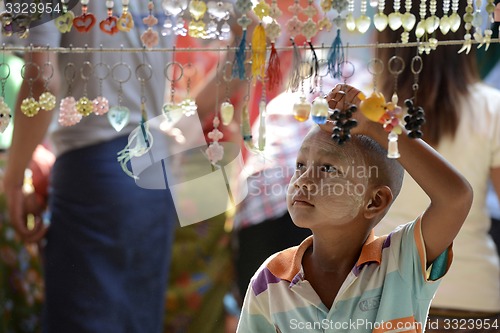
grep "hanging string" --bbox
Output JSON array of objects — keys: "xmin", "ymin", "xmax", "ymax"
[
  {"xmin": 308, "ymin": 41, "xmax": 319, "ymax": 91},
  {"xmin": 251, "ymin": 23, "xmax": 267, "ymax": 80},
  {"xmin": 327, "ymin": 29, "xmax": 344, "ymax": 78},
  {"xmin": 287, "ymin": 38, "xmax": 302, "ymax": 92},
  {"xmin": 266, "ymin": 42, "xmax": 281, "ymax": 91},
  {"xmin": 232, "ymin": 28, "xmax": 247, "ymax": 79}
]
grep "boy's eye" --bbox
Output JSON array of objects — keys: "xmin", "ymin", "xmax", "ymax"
[
  {"xmin": 320, "ymin": 165, "xmax": 338, "ymax": 173},
  {"xmin": 296, "ymin": 162, "xmax": 306, "ymax": 171}
]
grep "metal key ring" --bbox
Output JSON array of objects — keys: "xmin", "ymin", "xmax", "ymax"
[
  {"xmin": 317, "ymin": 59, "xmax": 330, "ymax": 78},
  {"xmin": 222, "ymin": 60, "xmax": 233, "ymax": 83},
  {"xmin": 64, "ymin": 62, "xmax": 76, "ymax": 83},
  {"xmin": 164, "ymin": 61, "xmax": 184, "ymax": 82},
  {"xmin": 367, "ymin": 58, "xmax": 384, "ymax": 76},
  {"xmin": 135, "ymin": 63, "xmax": 153, "ymax": 83},
  {"xmin": 94, "ymin": 62, "xmax": 111, "ymax": 81},
  {"xmin": 21, "ymin": 62, "xmax": 40, "ymax": 82},
  {"xmin": 80, "ymin": 61, "xmax": 93, "ymax": 81},
  {"xmin": 388, "ymin": 55, "xmax": 405, "ymax": 76},
  {"xmin": 411, "ymin": 55, "xmax": 423, "ymax": 75},
  {"xmin": 0, "ymin": 62, "xmax": 10, "ymax": 81},
  {"xmin": 339, "ymin": 60, "xmax": 355, "ymax": 80},
  {"xmin": 112, "ymin": 62, "xmax": 132, "ymax": 83}
]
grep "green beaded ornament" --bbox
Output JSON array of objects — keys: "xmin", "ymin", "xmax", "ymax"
[
  {"xmin": 21, "ymin": 97, "xmax": 40, "ymax": 117},
  {"xmin": 76, "ymin": 96, "xmax": 94, "ymax": 116},
  {"xmin": 39, "ymin": 91, "xmax": 56, "ymax": 111}
]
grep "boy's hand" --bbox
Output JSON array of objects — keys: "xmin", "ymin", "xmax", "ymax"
[{"xmin": 320, "ymin": 84, "xmax": 380, "ymax": 137}]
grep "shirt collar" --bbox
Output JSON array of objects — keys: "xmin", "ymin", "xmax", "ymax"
[{"xmin": 267, "ymin": 231, "xmax": 388, "ymax": 282}]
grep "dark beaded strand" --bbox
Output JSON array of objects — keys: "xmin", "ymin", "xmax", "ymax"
[
  {"xmin": 329, "ymin": 104, "xmax": 358, "ymax": 145},
  {"xmin": 404, "ymin": 99, "xmax": 425, "ymax": 139}
]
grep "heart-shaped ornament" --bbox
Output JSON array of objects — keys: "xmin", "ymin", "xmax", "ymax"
[
  {"xmin": 100, "ymin": 16, "xmax": 119, "ymax": 35},
  {"xmin": 55, "ymin": 11, "xmax": 75, "ymax": 33},
  {"xmin": 162, "ymin": 0, "xmax": 188, "ymax": 16},
  {"xmin": 108, "ymin": 106, "xmax": 130, "ymax": 132},
  {"xmin": 73, "ymin": 13, "xmax": 96, "ymax": 32},
  {"xmin": 188, "ymin": 0, "xmax": 207, "ymax": 21},
  {"xmin": 117, "ymin": 12, "xmax": 134, "ymax": 32}
]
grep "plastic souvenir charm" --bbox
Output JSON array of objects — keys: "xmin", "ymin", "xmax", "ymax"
[
  {"xmin": 293, "ymin": 96, "xmax": 312, "ymax": 122},
  {"xmin": 100, "ymin": 1, "xmax": 119, "ymax": 35},
  {"xmin": 39, "ymin": 92, "xmax": 56, "ymax": 111},
  {"xmin": 0, "ymin": 97, "xmax": 11, "ymax": 133},
  {"xmin": 73, "ymin": 0, "xmax": 96, "ymax": 32},
  {"xmin": 59, "ymin": 96, "xmax": 82, "ymax": 126},
  {"xmin": 93, "ymin": 96, "xmax": 110, "ymax": 115},
  {"xmin": 141, "ymin": 1, "xmax": 159, "ymax": 48},
  {"xmin": 108, "ymin": 106, "xmax": 130, "ymax": 132},
  {"xmin": 54, "ymin": 0, "xmax": 75, "ymax": 33},
  {"xmin": 311, "ymin": 96, "xmax": 329, "ymax": 124},
  {"xmin": 206, "ymin": 116, "xmax": 224, "ymax": 165},
  {"xmin": 117, "ymin": 0, "xmax": 134, "ymax": 32}
]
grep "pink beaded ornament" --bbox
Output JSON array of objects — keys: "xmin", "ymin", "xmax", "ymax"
[
  {"xmin": 206, "ymin": 116, "xmax": 224, "ymax": 165},
  {"xmin": 141, "ymin": 1, "xmax": 159, "ymax": 48},
  {"xmin": 58, "ymin": 63, "xmax": 82, "ymax": 126}
]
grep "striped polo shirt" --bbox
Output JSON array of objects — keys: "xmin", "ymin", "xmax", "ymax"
[{"xmin": 237, "ymin": 217, "xmax": 453, "ymax": 333}]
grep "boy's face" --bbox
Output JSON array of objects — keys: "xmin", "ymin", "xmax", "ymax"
[{"xmin": 287, "ymin": 127, "xmax": 370, "ymax": 229}]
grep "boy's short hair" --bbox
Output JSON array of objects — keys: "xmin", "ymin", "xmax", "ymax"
[{"xmin": 352, "ymin": 134, "xmax": 404, "ymax": 201}]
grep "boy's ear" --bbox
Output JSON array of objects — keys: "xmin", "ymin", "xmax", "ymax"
[{"xmin": 363, "ymin": 185, "xmax": 393, "ymax": 220}]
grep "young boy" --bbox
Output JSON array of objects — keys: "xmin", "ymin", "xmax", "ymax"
[{"xmin": 236, "ymin": 84, "xmax": 473, "ymax": 333}]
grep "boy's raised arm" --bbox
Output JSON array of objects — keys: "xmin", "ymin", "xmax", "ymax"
[{"xmin": 325, "ymin": 85, "xmax": 473, "ymax": 263}]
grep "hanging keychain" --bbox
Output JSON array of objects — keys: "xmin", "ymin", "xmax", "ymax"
[
  {"xmin": 220, "ymin": 61, "xmax": 235, "ymax": 126},
  {"xmin": 178, "ymin": 61, "xmax": 198, "ymax": 117},
  {"xmin": 0, "ymin": 49, "xmax": 12, "ymax": 133},
  {"xmin": 100, "ymin": 0, "xmax": 119, "ymax": 35},
  {"xmin": 117, "ymin": 0, "xmax": 134, "ymax": 32},
  {"xmin": 117, "ymin": 53, "xmax": 155, "ymax": 179},
  {"xmin": 76, "ymin": 54, "xmax": 94, "ymax": 117},
  {"xmin": 108, "ymin": 48, "xmax": 131, "ymax": 132},
  {"xmin": 311, "ymin": 60, "xmax": 329, "ymax": 125},
  {"xmin": 39, "ymin": 48, "xmax": 57, "ymax": 112},
  {"xmin": 162, "ymin": 56, "xmax": 184, "ymax": 119},
  {"xmin": 384, "ymin": 55, "xmax": 405, "ymax": 158},
  {"xmin": 293, "ymin": 62, "xmax": 313, "ymax": 122},
  {"xmin": 73, "ymin": 0, "xmax": 96, "ymax": 32},
  {"xmin": 59, "ymin": 62, "xmax": 82, "ymax": 126},
  {"xmin": 20, "ymin": 49, "xmax": 41, "ymax": 118},
  {"xmin": 302, "ymin": 0, "xmax": 319, "ymax": 90},
  {"xmin": 54, "ymin": 0, "xmax": 75, "ymax": 33},
  {"xmin": 93, "ymin": 45, "xmax": 110, "ymax": 116},
  {"xmin": 404, "ymin": 50, "xmax": 425, "ymax": 139}
]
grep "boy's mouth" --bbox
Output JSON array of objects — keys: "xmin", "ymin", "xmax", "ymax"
[{"xmin": 292, "ymin": 196, "xmax": 314, "ymax": 207}]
